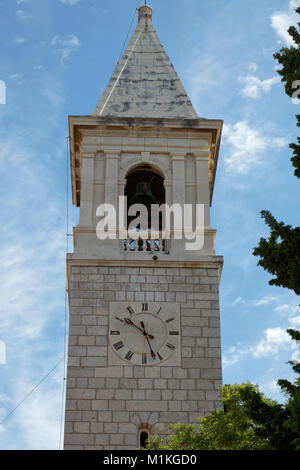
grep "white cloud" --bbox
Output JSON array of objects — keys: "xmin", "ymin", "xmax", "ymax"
[
  {"xmin": 261, "ymin": 380, "xmax": 281, "ymax": 395},
  {"xmin": 248, "ymin": 62, "xmax": 259, "ymax": 73},
  {"xmin": 223, "ymin": 327, "xmax": 294, "ymax": 368},
  {"xmin": 275, "ymin": 303, "xmax": 299, "ymax": 315},
  {"xmin": 60, "ymin": 0, "xmax": 80, "ymax": 4},
  {"xmin": 233, "ymin": 296, "xmax": 243, "ymax": 306},
  {"xmin": 271, "ymin": 0, "xmax": 299, "ymax": 46},
  {"xmin": 239, "ymin": 74, "xmax": 281, "ymax": 99},
  {"xmin": 8, "ymin": 73, "xmax": 23, "ymax": 80},
  {"xmin": 291, "ymin": 349, "xmax": 300, "ymax": 363},
  {"xmin": 251, "ymin": 327, "xmax": 292, "ymax": 358},
  {"xmin": 223, "ymin": 355, "xmax": 240, "ymax": 368},
  {"xmin": 16, "ymin": 10, "xmax": 28, "ymax": 20},
  {"xmin": 0, "ymin": 72, "xmax": 70, "ymax": 448},
  {"xmin": 223, "ymin": 121, "xmax": 288, "ymax": 174},
  {"xmin": 223, "ymin": 343, "xmax": 254, "ymax": 368},
  {"xmin": 254, "ymin": 295, "xmax": 279, "ymax": 307},
  {"xmin": 224, "ymin": 313, "xmax": 300, "ymax": 369},
  {"xmin": 15, "ymin": 37, "xmax": 26, "ymax": 44},
  {"xmin": 273, "ymin": 136, "xmax": 289, "ymax": 147},
  {"xmin": 223, "ymin": 346, "xmax": 245, "ymax": 368},
  {"xmin": 0, "ymin": 236, "xmax": 64, "ymax": 340},
  {"xmin": 51, "ymin": 35, "xmax": 81, "ymax": 49},
  {"xmin": 289, "ymin": 314, "xmax": 300, "ymax": 327},
  {"xmin": 186, "ymin": 52, "xmax": 227, "ymax": 109},
  {"xmin": 15, "ymin": 366, "xmax": 63, "ymax": 450},
  {"xmin": 51, "ymin": 34, "xmax": 81, "ymax": 65},
  {"xmin": 223, "ymin": 121, "xmax": 267, "ymax": 173},
  {"xmin": 224, "ymin": 295, "xmax": 300, "ymax": 369}
]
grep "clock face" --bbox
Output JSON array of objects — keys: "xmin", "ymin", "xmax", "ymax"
[{"xmin": 109, "ymin": 302, "xmax": 181, "ymax": 366}]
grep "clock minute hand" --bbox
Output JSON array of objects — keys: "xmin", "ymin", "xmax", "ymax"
[
  {"xmin": 124, "ymin": 318, "xmax": 155, "ymax": 340},
  {"xmin": 140, "ymin": 321, "xmax": 156, "ymax": 360}
]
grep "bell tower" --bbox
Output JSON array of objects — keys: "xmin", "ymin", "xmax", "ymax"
[{"xmin": 64, "ymin": 4, "xmax": 223, "ymax": 450}]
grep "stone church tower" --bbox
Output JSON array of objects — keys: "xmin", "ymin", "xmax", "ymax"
[{"xmin": 64, "ymin": 5, "xmax": 223, "ymax": 450}]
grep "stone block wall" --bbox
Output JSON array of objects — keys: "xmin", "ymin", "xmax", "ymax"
[{"xmin": 64, "ymin": 264, "xmax": 222, "ymax": 450}]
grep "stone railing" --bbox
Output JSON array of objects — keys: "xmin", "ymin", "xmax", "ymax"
[{"xmin": 122, "ymin": 233, "xmax": 169, "ymax": 253}]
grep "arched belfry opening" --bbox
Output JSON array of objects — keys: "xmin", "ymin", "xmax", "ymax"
[
  {"xmin": 125, "ymin": 164, "xmax": 165, "ymax": 230},
  {"xmin": 123, "ymin": 165, "xmax": 166, "ymax": 252}
]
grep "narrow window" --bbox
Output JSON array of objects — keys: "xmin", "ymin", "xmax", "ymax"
[{"xmin": 139, "ymin": 430, "xmax": 149, "ymax": 449}]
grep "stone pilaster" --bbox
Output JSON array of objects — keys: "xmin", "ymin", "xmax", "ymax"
[{"xmin": 79, "ymin": 155, "xmax": 94, "ymax": 226}]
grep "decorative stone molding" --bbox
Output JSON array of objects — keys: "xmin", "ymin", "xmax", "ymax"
[{"xmin": 120, "ymin": 155, "xmax": 171, "ymax": 186}]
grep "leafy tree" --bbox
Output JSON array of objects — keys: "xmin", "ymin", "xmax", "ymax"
[
  {"xmin": 253, "ymin": 7, "xmax": 300, "ymax": 291},
  {"xmin": 253, "ymin": 211, "xmax": 300, "ymax": 295},
  {"xmin": 239, "ymin": 382, "xmax": 296, "ymax": 449},
  {"xmin": 289, "ymin": 116, "xmax": 300, "ymax": 178},
  {"xmin": 274, "ymin": 6, "xmax": 300, "ymax": 177},
  {"xmin": 237, "ymin": 331, "xmax": 300, "ymax": 451},
  {"xmin": 251, "ymin": 6, "xmax": 300, "ymax": 451},
  {"xmin": 277, "ymin": 329, "xmax": 300, "ymax": 450},
  {"xmin": 146, "ymin": 384, "xmax": 272, "ymax": 450},
  {"xmin": 147, "ymin": 377, "xmax": 300, "ymax": 451}
]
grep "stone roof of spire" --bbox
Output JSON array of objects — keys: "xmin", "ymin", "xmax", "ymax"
[{"xmin": 93, "ymin": 5, "xmax": 198, "ymax": 119}]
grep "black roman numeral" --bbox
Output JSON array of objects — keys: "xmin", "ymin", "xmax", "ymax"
[
  {"xmin": 127, "ymin": 306, "xmax": 134, "ymax": 315},
  {"xmin": 142, "ymin": 353, "xmax": 147, "ymax": 365},
  {"xmin": 166, "ymin": 317, "xmax": 174, "ymax": 323},
  {"xmin": 166, "ymin": 343, "xmax": 176, "ymax": 350},
  {"xmin": 125, "ymin": 351, "xmax": 134, "ymax": 361},
  {"xmin": 110, "ymin": 330, "xmax": 120, "ymax": 336},
  {"xmin": 169, "ymin": 331, "xmax": 179, "ymax": 336},
  {"xmin": 157, "ymin": 352, "xmax": 163, "ymax": 361},
  {"xmin": 156, "ymin": 306, "xmax": 162, "ymax": 315},
  {"xmin": 142, "ymin": 303, "xmax": 148, "ymax": 312},
  {"xmin": 114, "ymin": 341, "xmax": 124, "ymax": 351}
]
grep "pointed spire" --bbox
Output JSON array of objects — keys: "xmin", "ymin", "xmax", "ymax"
[
  {"xmin": 93, "ymin": 4, "xmax": 198, "ymax": 119},
  {"xmin": 138, "ymin": 3, "xmax": 152, "ymax": 24}
]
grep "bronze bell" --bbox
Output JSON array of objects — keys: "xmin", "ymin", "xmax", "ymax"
[{"xmin": 131, "ymin": 180, "xmax": 157, "ymax": 208}]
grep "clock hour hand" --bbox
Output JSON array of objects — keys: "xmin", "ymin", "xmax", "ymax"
[
  {"xmin": 123, "ymin": 317, "xmax": 155, "ymax": 340},
  {"xmin": 140, "ymin": 321, "xmax": 156, "ymax": 360}
]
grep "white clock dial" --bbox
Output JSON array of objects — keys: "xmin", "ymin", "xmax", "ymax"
[{"xmin": 109, "ymin": 302, "xmax": 181, "ymax": 366}]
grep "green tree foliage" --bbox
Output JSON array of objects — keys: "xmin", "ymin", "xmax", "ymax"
[
  {"xmin": 252, "ymin": 7, "xmax": 300, "ymax": 450},
  {"xmin": 289, "ymin": 115, "xmax": 300, "ymax": 178},
  {"xmin": 146, "ymin": 384, "xmax": 273, "ymax": 450},
  {"xmin": 253, "ymin": 6, "xmax": 300, "ymax": 295},
  {"xmin": 273, "ymin": 7, "xmax": 300, "ymax": 98},
  {"xmin": 274, "ymin": 7, "xmax": 300, "ymax": 177},
  {"xmin": 253, "ymin": 211, "xmax": 300, "ymax": 295},
  {"xmin": 277, "ymin": 330, "xmax": 300, "ymax": 450},
  {"xmin": 147, "ymin": 373, "xmax": 300, "ymax": 450},
  {"xmin": 239, "ymin": 331, "xmax": 300, "ymax": 450},
  {"xmin": 239, "ymin": 382, "xmax": 296, "ymax": 449}
]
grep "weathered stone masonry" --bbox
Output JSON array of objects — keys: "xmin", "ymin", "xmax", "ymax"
[{"xmin": 64, "ymin": 264, "xmax": 222, "ymax": 450}]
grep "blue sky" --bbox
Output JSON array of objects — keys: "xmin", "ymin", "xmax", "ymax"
[{"xmin": 0, "ymin": 0, "xmax": 299, "ymax": 450}]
